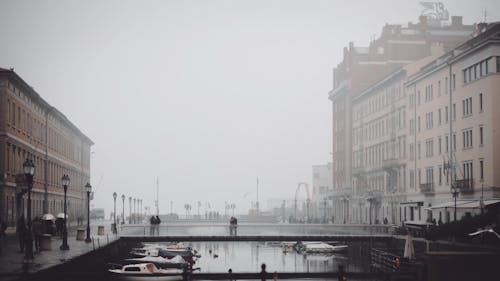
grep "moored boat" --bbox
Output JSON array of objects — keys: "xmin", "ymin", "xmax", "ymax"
[{"xmin": 108, "ymin": 263, "xmax": 184, "ymax": 281}]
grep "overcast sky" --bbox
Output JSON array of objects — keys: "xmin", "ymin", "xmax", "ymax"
[{"xmin": 1, "ymin": 0, "xmax": 499, "ymax": 216}]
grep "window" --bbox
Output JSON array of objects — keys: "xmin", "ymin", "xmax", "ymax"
[
  {"xmin": 445, "ymin": 136, "xmax": 449, "ymax": 153},
  {"xmin": 438, "ymin": 108, "xmax": 442, "ymax": 125},
  {"xmin": 452, "ymin": 103, "xmax": 456, "ymax": 121},
  {"xmin": 418, "ymin": 116, "xmax": 421, "ymax": 132},
  {"xmin": 438, "ymin": 80, "xmax": 441, "ymax": 96},
  {"xmin": 453, "ymin": 133, "xmax": 457, "ymax": 151},
  {"xmin": 479, "ymin": 159, "xmax": 484, "ymax": 181},
  {"xmin": 445, "ymin": 106, "xmax": 449, "ymax": 123},
  {"xmin": 463, "ymin": 161, "xmax": 473, "ymax": 180},
  {"xmin": 452, "ymin": 74, "xmax": 456, "ymax": 90},
  {"xmin": 462, "ymin": 97, "xmax": 472, "ymax": 116},
  {"xmin": 445, "ymin": 77, "xmax": 448, "ymax": 94},
  {"xmin": 425, "ymin": 139, "xmax": 434, "ymax": 157},
  {"xmin": 426, "ymin": 167, "xmax": 434, "ymax": 185},
  {"xmin": 479, "ymin": 126, "xmax": 484, "ymax": 146},
  {"xmin": 438, "ymin": 166, "xmax": 442, "ymax": 185},
  {"xmin": 462, "ymin": 128, "xmax": 473, "ymax": 149},
  {"xmin": 418, "ymin": 142, "xmax": 421, "ymax": 159},
  {"xmin": 479, "ymin": 93, "xmax": 483, "ymax": 112},
  {"xmin": 438, "ymin": 137, "xmax": 442, "ymax": 154},
  {"xmin": 417, "ymin": 91, "xmax": 421, "ymax": 105}
]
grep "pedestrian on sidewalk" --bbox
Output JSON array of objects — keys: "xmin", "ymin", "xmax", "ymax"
[
  {"xmin": 32, "ymin": 217, "xmax": 43, "ymax": 253},
  {"xmin": 260, "ymin": 263, "xmax": 267, "ymax": 281},
  {"xmin": 16, "ymin": 216, "xmax": 26, "ymax": 252},
  {"xmin": 0, "ymin": 218, "xmax": 6, "ymax": 254}
]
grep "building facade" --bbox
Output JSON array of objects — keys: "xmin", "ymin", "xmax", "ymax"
[
  {"xmin": 405, "ymin": 23, "xmax": 500, "ymax": 223},
  {"xmin": 0, "ymin": 68, "xmax": 93, "ymax": 226},
  {"xmin": 311, "ymin": 163, "xmax": 333, "ymax": 222},
  {"xmin": 329, "ymin": 14, "xmax": 475, "ymax": 224}
]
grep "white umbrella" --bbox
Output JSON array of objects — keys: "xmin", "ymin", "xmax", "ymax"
[
  {"xmin": 56, "ymin": 213, "xmax": 68, "ymax": 219},
  {"xmin": 403, "ymin": 234, "xmax": 415, "ymax": 260},
  {"xmin": 42, "ymin": 213, "xmax": 55, "ymax": 221}
]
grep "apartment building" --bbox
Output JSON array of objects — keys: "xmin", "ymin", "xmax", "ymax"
[
  {"xmin": 405, "ymin": 22, "xmax": 500, "ymax": 223},
  {"xmin": 329, "ymin": 15, "xmax": 474, "ymax": 223},
  {"xmin": 0, "ymin": 68, "xmax": 93, "ymax": 226}
]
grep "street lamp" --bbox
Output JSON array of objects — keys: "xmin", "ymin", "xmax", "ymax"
[
  {"xmin": 85, "ymin": 182, "xmax": 92, "ymax": 243},
  {"xmin": 128, "ymin": 197, "xmax": 132, "ymax": 224},
  {"xmin": 121, "ymin": 194, "xmax": 125, "ymax": 224},
  {"xmin": 133, "ymin": 198, "xmax": 137, "ymax": 224},
  {"xmin": 23, "ymin": 159, "xmax": 35, "ymax": 263},
  {"xmin": 113, "ymin": 192, "xmax": 117, "ymax": 233},
  {"xmin": 60, "ymin": 174, "xmax": 70, "ymax": 250},
  {"xmin": 451, "ymin": 186, "xmax": 459, "ymax": 221}
]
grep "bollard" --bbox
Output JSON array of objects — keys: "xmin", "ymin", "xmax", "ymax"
[
  {"xmin": 40, "ymin": 234, "xmax": 52, "ymax": 251},
  {"xmin": 98, "ymin": 225, "xmax": 105, "ymax": 236},
  {"xmin": 76, "ymin": 228, "xmax": 85, "ymax": 241}
]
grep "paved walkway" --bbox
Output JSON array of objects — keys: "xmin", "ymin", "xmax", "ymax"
[{"xmin": 0, "ymin": 220, "xmax": 118, "ymax": 280}]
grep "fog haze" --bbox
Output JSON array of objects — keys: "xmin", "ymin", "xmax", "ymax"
[{"xmin": 1, "ymin": 0, "xmax": 499, "ymax": 215}]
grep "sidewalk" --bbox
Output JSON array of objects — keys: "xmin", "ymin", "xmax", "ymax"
[{"xmin": 0, "ymin": 220, "xmax": 118, "ymax": 280}]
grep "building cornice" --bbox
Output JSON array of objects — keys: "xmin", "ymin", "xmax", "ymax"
[{"xmin": 0, "ymin": 69, "xmax": 94, "ymax": 145}]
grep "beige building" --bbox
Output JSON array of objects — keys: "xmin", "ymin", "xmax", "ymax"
[
  {"xmin": 350, "ymin": 47, "xmax": 444, "ymax": 225},
  {"xmin": 405, "ymin": 23, "xmax": 500, "ymax": 223},
  {"xmin": 329, "ymin": 14, "xmax": 475, "ymax": 224}
]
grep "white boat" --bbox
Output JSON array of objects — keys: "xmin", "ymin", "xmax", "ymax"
[
  {"xmin": 125, "ymin": 255, "xmax": 187, "ymax": 269},
  {"xmin": 108, "ymin": 263, "xmax": 184, "ymax": 281},
  {"xmin": 299, "ymin": 242, "xmax": 348, "ymax": 253}
]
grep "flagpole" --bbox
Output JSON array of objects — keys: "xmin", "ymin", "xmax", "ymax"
[
  {"xmin": 156, "ymin": 177, "xmax": 159, "ymax": 216},
  {"xmin": 256, "ymin": 177, "xmax": 259, "ymax": 214}
]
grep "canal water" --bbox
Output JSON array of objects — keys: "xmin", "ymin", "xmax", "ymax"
[{"xmin": 169, "ymin": 241, "xmax": 371, "ymax": 273}]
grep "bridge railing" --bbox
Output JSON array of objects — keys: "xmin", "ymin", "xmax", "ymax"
[{"xmin": 118, "ymin": 223, "xmax": 393, "ymax": 236}]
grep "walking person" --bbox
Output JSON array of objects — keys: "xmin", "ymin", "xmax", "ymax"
[
  {"xmin": 0, "ymin": 218, "xmax": 6, "ymax": 254},
  {"xmin": 260, "ymin": 263, "xmax": 267, "ymax": 281},
  {"xmin": 16, "ymin": 216, "xmax": 26, "ymax": 252},
  {"xmin": 32, "ymin": 217, "xmax": 43, "ymax": 253},
  {"xmin": 149, "ymin": 216, "xmax": 155, "ymax": 236},
  {"xmin": 155, "ymin": 216, "xmax": 161, "ymax": 236}
]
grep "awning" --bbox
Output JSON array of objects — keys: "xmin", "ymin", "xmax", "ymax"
[
  {"xmin": 455, "ymin": 199, "xmax": 500, "ymax": 209},
  {"xmin": 425, "ymin": 200, "xmax": 474, "ymax": 210},
  {"xmin": 425, "ymin": 199, "xmax": 500, "ymax": 210}
]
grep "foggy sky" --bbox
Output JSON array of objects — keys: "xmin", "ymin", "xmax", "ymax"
[{"xmin": 1, "ymin": 0, "xmax": 499, "ymax": 216}]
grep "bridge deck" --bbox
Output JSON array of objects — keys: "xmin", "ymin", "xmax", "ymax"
[{"xmin": 120, "ymin": 234, "xmax": 392, "ymax": 242}]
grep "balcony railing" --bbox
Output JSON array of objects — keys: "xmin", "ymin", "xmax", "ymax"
[
  {"xmin": 420, "ymin": 183, "xmax": 434, "ymax": 194},
  {"xmin": 455, "ymin": 179, "xmax": 474, "ymax": 193}
]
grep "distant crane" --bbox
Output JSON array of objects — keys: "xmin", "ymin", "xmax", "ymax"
[{"xmin": 294, "ymin": 182, "xmax": 311, "ymax": 222}]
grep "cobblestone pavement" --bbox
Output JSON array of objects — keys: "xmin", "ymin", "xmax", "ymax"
[{"xmin": 0, "ymin": 220, "xmax": 118, "ymax": 280}]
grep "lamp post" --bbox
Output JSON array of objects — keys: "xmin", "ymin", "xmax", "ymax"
[
  {"xmin": 121, "ymin": 194, "xmax": 125, "ymax": 224},
  {"xmin": 451, "ymin": 186, "xmax": 459, "ymax": 221},
  {"xmin": 60, "ymin": 174, "xmax": 70, "ymax": 250},
  {"xmin": 112, "ymin": 191, "xmax": 117, "ymax": 225},
  {"xmin": 85, "ymin": 182, "xmax": 92, "ymax": 243},
  {"xmin": 23, "ymin": 159, "xmax": 35, "ymax": 263},
  {"xmin": 128, "ymin": 197, "xmax": 132, "ymax": 224},
  {"xmin": 133, "ymin": 198, "xmax": 136, "ymax": 224}
]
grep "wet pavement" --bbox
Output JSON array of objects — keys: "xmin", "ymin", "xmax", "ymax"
[{"xmin": 0, "ymin": 220, "xmax": 118, "ymax": 280}]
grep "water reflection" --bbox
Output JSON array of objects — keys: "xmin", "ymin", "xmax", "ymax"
[{"xmin": 180, "ymin": 242, "xmax": 370, "ymax": 273}]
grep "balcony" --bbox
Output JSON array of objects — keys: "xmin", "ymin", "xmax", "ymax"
[
  {"xmin": 456, "ymin": 179, "xmax": 474, "ymax": 193},
  {"xmin": 420, "ymin": 183, "xmax": 435, "ymax": 194},
  {"xmin": 382, "ymin": 158, "xmax": 402, "ymax": 171}
]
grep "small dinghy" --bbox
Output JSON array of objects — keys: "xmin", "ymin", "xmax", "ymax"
[{"xmin": 108, "ymin": 263, "xmax": 184, "ymax": 281}]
